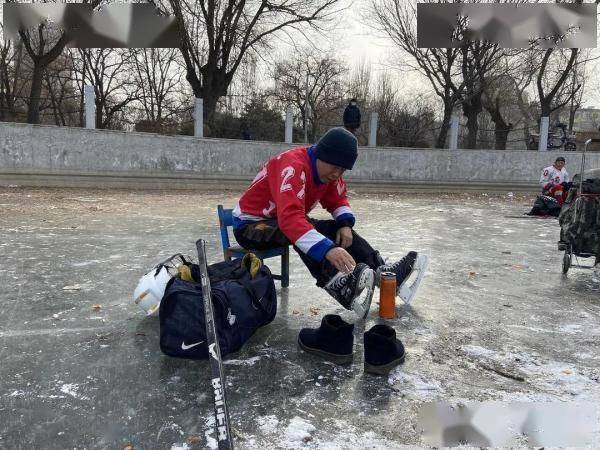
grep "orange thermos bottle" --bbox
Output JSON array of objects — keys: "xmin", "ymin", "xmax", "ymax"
[{"xmin": 379, "ymin": 272, "xmax": 397, "ymax": 319}]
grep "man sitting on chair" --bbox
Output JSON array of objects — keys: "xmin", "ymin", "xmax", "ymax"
[
  {"xmin": 231, "ymin": 127, "xmax": 428, "ymax": 319},
  {"xmin": 540, "ymin": 156, "xmax": 570, "ymax": 205}
]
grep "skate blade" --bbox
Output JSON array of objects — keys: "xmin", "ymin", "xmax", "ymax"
[
  {"xmin": 352, "ymin": 268, "xmax": 375, "ymax": 320},
  {"xmin": 398, "ymin": 254, "xmax": 428, "ymax": 305}
]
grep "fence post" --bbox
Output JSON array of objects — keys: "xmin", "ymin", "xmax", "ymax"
[
  {"xmin": 368, "ymin": 112, "xmax": 378, "ymax": 147},
  {"xmin": 194, "ymin": 98, "xmax": 204, "ymax": 138},
  {"xmin": 285, "ymin": 106, "xmax": 293, "ymax": 144},
  {"xmin": 538, "ymin": 116, "xmax": 549, "ymax": 151},
  {"xmin": 84, "ymin": 85, "xmax": 95, "ymax": 129},
  {"xmin": 449, "ymin": 115, "xmax": 459, "ymax": 150}
]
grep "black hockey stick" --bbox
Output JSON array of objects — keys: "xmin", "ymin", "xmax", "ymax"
[{"xmin": 195, "ymin": 239, "xmax": 234, "ymax": 450}]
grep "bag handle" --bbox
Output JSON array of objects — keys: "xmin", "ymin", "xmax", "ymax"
[
  {"xmin": 154, "ymin": 253, "xmax": 193, "ymax": 276},
  {"xmin": 238, "ymin": 278, "xmax": 269, "ymax": 314}
]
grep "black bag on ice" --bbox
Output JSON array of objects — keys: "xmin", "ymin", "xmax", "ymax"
[
  {"xmin": 527, "ymin": 195, "xmax": 561, "ymax": 217},
  {"xmin": 159, "ymin": 255, "xmax": 277, "ymax": 359}
]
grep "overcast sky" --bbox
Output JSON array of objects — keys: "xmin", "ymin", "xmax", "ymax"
[
  {"xmin": 337, "ymin": 0, "xmax": 600, "ymax": 110},
  {"xmin": 298, "ymin": 0, "xmax": 435, "ymax": 102}
]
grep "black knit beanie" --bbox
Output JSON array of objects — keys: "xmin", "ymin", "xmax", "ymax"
[{"xmin": 315, "ymin": 127, "xmax": 358, "ymax": 170}]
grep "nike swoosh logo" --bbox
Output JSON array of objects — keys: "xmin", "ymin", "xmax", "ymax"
[{"xmin": 181, "ymin": 340, "xmax": 204, "ymax": 350}]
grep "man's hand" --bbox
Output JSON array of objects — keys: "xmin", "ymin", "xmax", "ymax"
[
  {"xmin": 326, "ymin": 247, "xmax": 356, "ymax": 273},
  {"xmin": 336, "ymin": 226, "xmax": 353, "ymax": 249}
]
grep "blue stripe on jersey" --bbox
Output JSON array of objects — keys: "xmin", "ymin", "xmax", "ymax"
[
  {"xmin": 232, "ymin": 216, "xmax": 259, "ymax": 230},
  {"xmin": 307, "ymin": 237, "xmax": 335, "ymax": 262},
  {"xmin": 335, "ymin": 213, "xmax": 356, "ymax": 227}
]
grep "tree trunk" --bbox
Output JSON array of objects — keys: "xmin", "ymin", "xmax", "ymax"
[
  {"xmin": 435, "ymin": 103, "xmax": 453, "ymax": 148},
  {"xmin": 462, "ymin": 96, "xmax": 482, "ymax": 149},
  {"xmin": 540, "ymin": 99, "xmax": 551, "ymax": 119},
  {"xmin": 27, "ymin": 63, "xmax": 45, "ymax": 124},
  {"xmin": 484, "ymin": 96, "xmax": 512, "ymax": 150},
  {"xmin": 463, "ymin": 106, "xmax": 478, "ymax": 149},
  {"xmin": 95, "ymin": 99, "xmax": 103, "ymax": 129},
  {"xmin": 568, "ymin": 105, "xmax": 577, "ymax": 133},
  {"xmin": 494, "ymin": 127, "xmax": 511, "ymax": 150},
  {"xmin": 201, "ymin": 90, "xmax": 219, "ymax": 132}
]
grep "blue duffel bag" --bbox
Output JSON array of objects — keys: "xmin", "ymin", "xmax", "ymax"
[{"xmin": 159, "ymin": 254, "xmax": 277, "ymax": 359}]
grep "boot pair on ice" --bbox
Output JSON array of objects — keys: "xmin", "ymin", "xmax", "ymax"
[
  {"xmin": 298, "ymin": 314, "xmax": 405, "ymax": 375},
  {"xmin": 324, "ymin": 251, "xmax": 428, "ymax": 319}
]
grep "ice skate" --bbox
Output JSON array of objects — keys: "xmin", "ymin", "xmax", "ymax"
[
  {"xmin": 324, "ymin": 263, "xmax": 375, "ymax": 319},
  {"xmin": 377, "ymin": 251, "xmax": 428, "ymax": 305}
]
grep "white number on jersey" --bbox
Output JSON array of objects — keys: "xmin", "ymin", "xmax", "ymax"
[
  {"xmin": 263, "ymin": 200, "xmax": 276, "ymax": 217},
  {"xmin": 297, "ymin": 171, "xmax": 306, "ymax": 199},
  {"xmin": 280, "ymin": 166, "xmax": 295, "ymax": 193}
]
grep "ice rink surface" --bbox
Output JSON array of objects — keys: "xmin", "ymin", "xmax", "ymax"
[{"xmin": 0, "ymin": 187, "xmax": 598, "ymax": 448}]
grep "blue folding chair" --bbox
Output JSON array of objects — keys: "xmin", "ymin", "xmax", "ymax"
[{"xmin": 217, "ymin": 205, "xmax": 289, "ymax": 288}]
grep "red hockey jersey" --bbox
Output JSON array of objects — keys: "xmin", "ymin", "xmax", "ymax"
[{"xmin": 233, "ymin": 146, "xmax": 355, "ymax": 262}]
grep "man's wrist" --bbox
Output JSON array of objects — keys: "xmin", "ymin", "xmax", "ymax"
[{"xmin": 336, "ymin": 220, "xmax": 353, "ymax": 229}]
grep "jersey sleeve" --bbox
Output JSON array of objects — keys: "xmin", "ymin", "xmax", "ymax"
[
  {"xmin": 269, "ymin": 158, "xmax": 334, "ymax": 262},
  {"xmin": 320, "ymin": 178, "xmax": 356, "ymax": 228},
  {"xmin": 564, "ymin": 170, "xmax": 570, "ymax": 183},
  {"xmin": 540, "ymin": 167, "xmax": 551, "ymax": 187}
]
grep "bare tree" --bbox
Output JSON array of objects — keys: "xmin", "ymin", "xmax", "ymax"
[
  {"xmin": 456, "ymin": 33, "xmax": 504, "ymax": 149},
  {"xmin": 130, "ymin": 48, "xmax": 187, "ymax": 124},
  {"xmin": 157, "ymin": 0, "xmax": 341, "ymax": 129},
  {"xmin": 0, "ymin": 22, "xmax": 27, "ymax": 121},
  {"xmin": 562, "ymin": 50, "xmax": 592, "ymax": 133},
  {"xmin": 482, "ymin": 74, "xmax": 516, "ymax": 150},
  {"xmin": 346, "ymin": 58, "xmax": 372, "ymax": 105},
  {"xmin": 502, "ymin": 50, "xmax": 539, "ymax": 144},
  {"xmin": 369, "ymin": 0, "xmax": 464, "ymax": 148},
  {"xmin": 43, "ymin": 54, "xmax": 80, "ymax": 126},
  {"xmin": 370, "ymin": 72, "xmax": 436, "ymax": 147},
  {"xmin": 536, "ymin": 48, "xmax": 580, "ymax": 119},
  {"xmin": 7, "ymin": 0, "xmax": 102, "ymax": 124},
  {"xmin": 270, "ymin": 47, "xmax": 347, "ymax": 141},
  {"xmin": 74, "ymin": 49, "xmax": 139, "ymax": 129}
]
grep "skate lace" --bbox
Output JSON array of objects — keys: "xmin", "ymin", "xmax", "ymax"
[
  {"xmin": 330, "ymin": 272, "xmax": 352, "ymax": 291},
  {"xmin": 382, "ymin": 256, "xmax": 405, "ymax": 272}
]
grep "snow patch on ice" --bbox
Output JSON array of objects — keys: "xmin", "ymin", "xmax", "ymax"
[
  {"xmin": 170, "ymin": 444, "xmax": 189, "ymax": 450},
  {"xmin": 157, "ymin": 421, "xmax": 185, "ymax": 442},
  {"xmin": 72, "ymin": 260, "xmax": 102, "ymax": 267},
  {"xmin": 285, "ymin": 416, "xmax": 316, "ymax": 443},
  {"xmin": 558, "ymin": 323, "xmax": 582, "ymax": 334},
  {"xmin": 204, "ymin": 413, "xmax": 217, "ymax": 449},
  {"xmin": 59, "ymin": 383, "xmax": 89, "ymax": 400},
  {"xmin": 315, "ymin": 420, "xmax": 405, "ymax": 449},
  {"xmin": 224, "ymin": 356, "xmax": 263, "ymax": 366},
  {"xmin": 462, "ymin": 345, "xmax": 498, "ymax": 359},
  {"xmin": 461, "ymin": 345, "xmax": 600, "ymax": 401},
  {"xmin": 388, "ymin": 370, "xmax": 443, "ymax": 398},
  {"xmin": 257, "ymin": 415, "xmax": 279, "ymax": 434}
]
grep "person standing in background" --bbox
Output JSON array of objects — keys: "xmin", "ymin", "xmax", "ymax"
[{"xmin": 343, "ymin": 98, "xmax": 361, "ymax": 136}]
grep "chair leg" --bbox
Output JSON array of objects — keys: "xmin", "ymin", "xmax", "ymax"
[{"xmin": 281, "ymin": 247, "xmax": 290, "ymax": 288}]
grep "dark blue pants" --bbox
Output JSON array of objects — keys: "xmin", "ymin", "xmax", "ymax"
[{"xmin": 234, "ymin": 219, "xmax": 381, "ymax": 287}]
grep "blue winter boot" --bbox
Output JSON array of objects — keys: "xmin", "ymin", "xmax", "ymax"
[
  {"xmin": 298, "ymin": 314, "xmax": 354, "ymax": 364},
  {"xmin": 364, "ymin": 324, "xmax": 406, "ymax": 375}
]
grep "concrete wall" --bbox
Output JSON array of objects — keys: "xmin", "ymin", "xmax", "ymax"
[{"xmin": 2, "ymin": 122, "xmax": 598, "ymax": 192}]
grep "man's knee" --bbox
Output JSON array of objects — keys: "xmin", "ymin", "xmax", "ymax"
[{"xmin": 235, "ymin": 221, "xmax": 289, "ymax": 250}]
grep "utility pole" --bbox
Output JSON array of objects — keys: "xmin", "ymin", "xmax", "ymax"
[
  {"xmin": 568, "ymin": 60, "xmax": 578, "ymax": 133},
  {"xmin": 304, "ymin": 72, "xmax": 309, "ymax": 143}
]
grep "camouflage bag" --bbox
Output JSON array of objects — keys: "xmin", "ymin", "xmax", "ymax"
[{"xmin": 559, "ymin": 194, "xmax": 600, "ymax": 256}]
